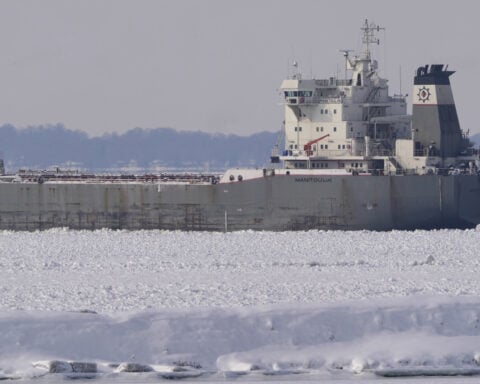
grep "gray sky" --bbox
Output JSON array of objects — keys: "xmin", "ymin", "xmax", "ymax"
[{"xmin": 0, "ymin": 0, "xmax": 479, "ymax": 137}]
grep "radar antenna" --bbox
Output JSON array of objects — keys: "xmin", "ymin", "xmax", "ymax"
[
  {"xmin": 339, "ymin": 49, "xmax": 353, "ymax": 57},
  {"xmin": 339, "ymin": 49, "xmax": 353, "ymax": 80},
  {"xmin": 360, "ymin": 19, "xmax": 385, "ymax": 60}
]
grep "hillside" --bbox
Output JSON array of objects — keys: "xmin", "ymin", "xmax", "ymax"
[{"xmin": 0, "ymin": 124, "xmax": 278, "ymax": 172}]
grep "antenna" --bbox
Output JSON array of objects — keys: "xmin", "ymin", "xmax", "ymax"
[
  {"xmin": 292, "ymin": 60, "xmax": 301, "ymax": 80},
  {"xmin": 340, "ymin": 49, "xmax": 353, "ymax": 56},
  {"xmin": 309, "ymin": 49, "xmax": 313, "ymax": 79},
  {"xmin": 339, "ymin": 49, "xmax": 353, "ymax": 80},
  {"xmin": 399, "ymin": 65, "xmax": 402, "ymax": 95},
  {"xmin": 360, "ymin": 19, "xmax": 385, "ymax": 59}
]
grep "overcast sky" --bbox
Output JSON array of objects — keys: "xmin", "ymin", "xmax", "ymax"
[{"xmin": 0, "ymin": 0, "xmax": 479, "ymax": 137}]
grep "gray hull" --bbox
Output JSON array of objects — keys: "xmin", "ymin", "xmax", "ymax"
[{"xmin": 1, "ymin": 174, "xmax": 480, "ymax": 231}]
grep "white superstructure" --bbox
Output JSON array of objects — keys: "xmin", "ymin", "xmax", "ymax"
[
  {"xmin": 277, "ymin": 20, "xmax": 410, "ymax": 174},
  {"xmin": 270, "ymin": 19, "xmax": 477, "ymax": 176}
]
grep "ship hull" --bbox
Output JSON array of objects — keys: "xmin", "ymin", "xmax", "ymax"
[{"xmin": 0, "ymin": 174, "xmax": 479, "ymax": 231}]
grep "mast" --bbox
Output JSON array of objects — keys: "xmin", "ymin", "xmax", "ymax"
[{"xmin": 360, "ymin": 19, "xmax": 384, "ymax": 60}]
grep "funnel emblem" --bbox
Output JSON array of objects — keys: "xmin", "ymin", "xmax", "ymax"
[{"xmin": 417, "ymin": 86, "xmax": 431, "ymax": 103}]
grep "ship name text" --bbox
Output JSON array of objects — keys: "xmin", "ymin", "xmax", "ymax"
[{"xmin": 294, "ymin": 177, "xmax": 333, "ymax": 183}]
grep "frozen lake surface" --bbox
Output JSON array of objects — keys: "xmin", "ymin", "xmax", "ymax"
[
  {"xmin": 1, "ymin": 228, "xmax": 480, "ymax": 382},
  {"xmin": 2, "ymin": 228, "xmax": 480, "ymax": 311}
]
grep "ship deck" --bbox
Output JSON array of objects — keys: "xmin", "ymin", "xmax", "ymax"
[{"xmin": 0, "ymin": 172, "xmax": 221, "ymax": 185}]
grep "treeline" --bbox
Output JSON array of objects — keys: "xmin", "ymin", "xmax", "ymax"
[{"xmin": 0, "ymin": 124, "xmax": 278, "ymax": 172}]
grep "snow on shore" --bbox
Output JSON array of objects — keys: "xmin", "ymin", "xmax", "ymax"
[
  {"xmin": 1, "ymin": 228, "xmax": 480, "ymax": 380},
  {"xmin": 1, "ymin": 296, "xmax": 480, "ymax": 379}
]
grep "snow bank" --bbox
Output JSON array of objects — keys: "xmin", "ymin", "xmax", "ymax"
[{"xmin": 1, "ymin": 296, "xmax": 480, "ymax": 379}]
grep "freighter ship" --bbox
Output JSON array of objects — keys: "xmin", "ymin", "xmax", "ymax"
[{"xmin": 0, "ymin": 20, "xmax": 479, "ymax": 231}]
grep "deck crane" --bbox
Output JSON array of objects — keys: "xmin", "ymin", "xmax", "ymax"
[{"xmin": 303, "ymin": 134, "xmax": 330, "ymax": 156}]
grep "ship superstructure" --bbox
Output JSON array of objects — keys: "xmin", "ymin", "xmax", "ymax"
[{"xmin": 276, "ymin": 20, "xmax": 475, "ymax": 176}]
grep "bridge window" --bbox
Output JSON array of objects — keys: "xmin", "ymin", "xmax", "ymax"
[
  {"xmin": 334, "ymin": 109, "xmax": 337, "ymax": 114},
  {"xmin": 333, "ymin": 127, "xmax": 337, "ymax": 132},
  {"xmin": 285, "ymin": 91, "xmax": 312, "ymax": 97}
]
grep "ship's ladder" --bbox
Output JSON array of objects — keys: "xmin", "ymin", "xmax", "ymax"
[{"xmin": 388, "ymin": 156, "xmax": 404, "ymax": 175}]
